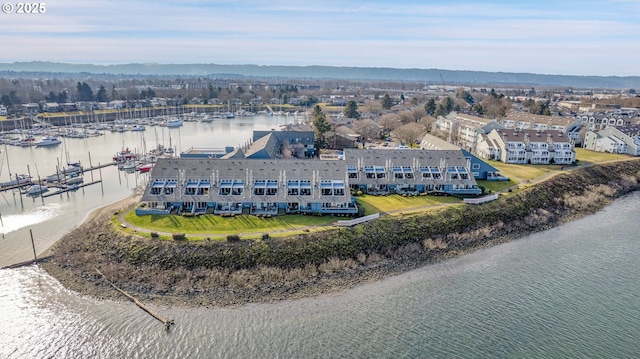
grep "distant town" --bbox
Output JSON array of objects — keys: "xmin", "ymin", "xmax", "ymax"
[{"xmin": 1, "ymin": 71, "xmax": 638, "ymax": 156}]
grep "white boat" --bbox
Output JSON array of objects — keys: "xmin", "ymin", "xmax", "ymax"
[
  {"xmin": 26, "ymin": 184, "xmax": 48, "ymax": 196},
  {"xmin": 130, "ymin": 124, "xmax": 146, "ymax": 131},
  {"xmin": 0, "ymin": 174, "xmax": 32, "ymax": 187},
  {"xmin": 18, "ymin": 137, "xmax": 36, "ymax": 147},
  {"xmin": 45, "ymin": 162, "xmax": 83, "ymax": 182},
  {"xmin": 120, "ymin": 160, "xmax": 139, "ymax": 171},
  {"xmin": 201, "ymin": 115, "xmax": 213, "ymax": 123},
  {"xmin": 35, "ymin": 136, "xmax": 62, "ymax": 147},
  {"xmin": 165, "ymin": 118, "xmax": 183, "ymax": 128}
]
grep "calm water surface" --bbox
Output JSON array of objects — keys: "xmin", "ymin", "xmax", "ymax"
[
  {"xmin": 0, "ymin": 114, "xmax": 294, "ymax": 265},
  {"xmin": 0, "ymin": 118, "xmax": 639, "ymax": 358}
]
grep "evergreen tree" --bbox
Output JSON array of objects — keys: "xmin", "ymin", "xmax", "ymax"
[
  {"xmin": 381, "ymin": 93, "xmax": 393, "ymax": 110},
  {"xmin": 76, "ymin": 82, "xmax": 94, "ymax": 101},
  {"xmin": 343, "ymin": 100, "xmax": 361, "ymax": 119},
  {"xmin": 312, "ymin": 105, "xmax": 331, "ymax": 153},
  {"xmin": 96, "ymin": 85, "xmax": 108, "ymax": 102},
  {"xmin": 56, "ymin": 90, "xmax": 68, "ymax": 103},
  {"xmin": 424, "ymin": 98, "xmax": 436, "ymax": 115},
  {"xmin": 111, "ymin": 84, "xmax": 118, "ymax": 101}
]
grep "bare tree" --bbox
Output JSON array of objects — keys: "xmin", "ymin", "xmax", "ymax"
[
  {"xmin": 398, "ymin": 110, "xmax": 415, "ymax": 124},
  {"xmin": 412, "ymin": 107, "xmax": 427, "ymax": 121},
  {"xmin": 418, "ymin": 115, "xmax": 436, "ymax": 133},
  {"xmin": 378, "ymin": 113, "xmax": 401, "ymax": 133},
  {"xmin": 352, "ymin": 119, "xmax": 381, "ymax": 142},
  {"xmin": 360, "ymin": 100, "xmax": 383, "ymax": 117},
  {"xmin": 393, "ymin": 122, "xmax": 425, "ymax": 146}
]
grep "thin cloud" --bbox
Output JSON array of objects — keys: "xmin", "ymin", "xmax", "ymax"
[{"xmin": 0, "ymin": 0, "xmax": 638, "ymax": 76}]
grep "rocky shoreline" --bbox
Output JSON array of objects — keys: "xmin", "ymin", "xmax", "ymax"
[{"xmin": 42, "ymin": 160, "xmax": 640, "ymax": 308}]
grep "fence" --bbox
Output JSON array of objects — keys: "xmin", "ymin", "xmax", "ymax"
[
  {"xmin": 463, "ymin": 193, "xmax": 499, "ymax": 205},
  {"xmin": 336, "ymin": 213, "xmax": 380, "ymax": 226}
]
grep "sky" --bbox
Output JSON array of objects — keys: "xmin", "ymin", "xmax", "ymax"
[{"xmin": 1, "ymin": 0, "xmax": 639, "ymax": 76}]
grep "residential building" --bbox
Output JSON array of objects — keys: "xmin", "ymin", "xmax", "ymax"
[
  {"xmin": 574, "ymin": 110, "xmax": 638, "ymax": 132},
  {"xmin": 137, "ymin": 149, "xmax": 482, "ymax": 216},
  {"xmin": 486, "ymin": 129, "xmax": 576, "ymax": 165},
  {"xmin": 0, "ymin": 105, "xmax": 8, "ymax": 116},
  {"xmin": 343, "ymin": 149, "xmax": 481, "ymax": 196},
  {"xmin": 501, "ymin": 111, "xmax": 583, "ymax": 144},
  {"xmin": 434, "ymin": 111, "xmax": 500, "ymax": 152},
  {"xmin": 419, "ymin": 134, "xmax": 508, "ymax": 181},
  {"xmin": 138, "ymin": 158, "xmax": 357, "ymax": 216},
  {"xmin": 43, "ymin": 103, "xmax": 60, "ymax": 112},
  {"xmin": 583, "ymin": 125, "xmax": 640, "ymax": 156}
]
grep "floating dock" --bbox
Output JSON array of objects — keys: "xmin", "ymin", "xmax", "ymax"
[{"xmin": 42, "ymin": 180, "xmax": 102, "ymax": 198}]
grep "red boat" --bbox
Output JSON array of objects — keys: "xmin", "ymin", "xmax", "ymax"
[
  {"xmin": 113, "ymin": 148, "xmax": 137, "ymax": 162},
  {"xmin": 137, "ymin": 164, "xmax": 153, "ymax": 173}
]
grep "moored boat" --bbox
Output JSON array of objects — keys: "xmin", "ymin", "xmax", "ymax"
[
  {"xmin": 35, "ymin": 136, "xmax": 62, "ymax": 147},
  {"xmin": 26, "ymin": 184, "xmax": 48, "ymax": 196},
  {"xmin": 113, "ymin": 148, "xmax": 137, "ymax": 162},
  {"xmin": 0, "ymin": 174, "xmax": 32, "ymax": 188},
  {"xmin": 45, "ymin": 162, "xmax": 83, "ymax": 183},
  {"xmin": 137, "ymin": 163, "xmax": 153, "ymax": 173},
  {"xmin": 165, "ymin": 118, "xmax": 183, "ymax": 128}
]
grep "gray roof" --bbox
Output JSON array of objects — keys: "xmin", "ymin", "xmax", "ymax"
[
  {"xmin": 420, "ymin": 134, "xmax": 460, "ymax": 150},
  {"xmin": 244, "ymin": 132, "xmax": 275, "ymax": 158},
  {"xmin": 343, "ymin": 148, "xmax": 476, "ymax": 186},
  {"xmin": 144, "ymin": 157, "xmax": 349, "ymax": 204},
  {"xmin": 495, "ymin": 129, "xmax": 571, "ymax": 143}
]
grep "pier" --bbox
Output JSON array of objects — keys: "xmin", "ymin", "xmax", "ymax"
[
  {"xmin": 0, "ymin": 162, "xmax": 116, "ymax": 194},
  {"xmin": 42, "ymin": 180, "xmax": 102, "ymax": 198}
]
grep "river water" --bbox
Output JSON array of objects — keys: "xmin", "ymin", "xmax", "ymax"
[{"xmin": 1, "ymin": 117, "xmax": 639, "ymax": 358}]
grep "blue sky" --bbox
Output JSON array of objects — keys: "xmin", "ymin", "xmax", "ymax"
[{"xmin": 1, "ymin": 0, "xmax": 639, "ymax": 76}]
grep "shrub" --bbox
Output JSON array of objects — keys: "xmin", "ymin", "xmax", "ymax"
[
  {"xmin": 227, "ymin": 234, "xmax": 241, "ymax": 242},
  {"xmin": 150, "ymin": 232, "xmax": 159, "ymax": 239},
  {"xmin": 172, "ymin": 233, "xmax": 186, "ymax": 241},
  {"xmin": 261, "ymin": 233, "xmax": 270, "ymax": 240}
]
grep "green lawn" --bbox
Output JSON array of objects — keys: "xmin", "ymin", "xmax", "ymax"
[
  {"xmin": 488, "ymin": 160, "xmax": 561, "ymax": 182},
  {"xmin": 356, "ymin": 194, "xmax": 461, "ymax": 215},
  {"xmin": 124, "ymin": 211, "xmax": 338, "ymax": 234},
  {"xmin": 574, "ymin": 148, "xmax": 630, "ymax": 163},
  {"xmin": 476, "ymin": 179, "xmax": 517, "ymax": 193}
]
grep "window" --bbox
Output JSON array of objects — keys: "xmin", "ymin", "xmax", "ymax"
[
  {"xmin": 220, "ymin": 179, "xmax": 243, "ymax": 196},
  {"xmin": 300, "ymin": 180, "xmax": 311, "ymax": 196},
  {"xmin": 319, "ymin": 180, "xmax": 346, "ymax": 196},
  {"xmin": 347, "ymin": 165, "xmax": 358, "ymax": 179},
  {"xmin": 266, "ymin": 180, "xmax": 278, "ymax": 196},
  {"xmin": 365, "ymin": 165, "xmax": 375, "ymax": 179},
  {"xmin": 472, "ymin": 163, "xmax": 480, "ymax": 170}
]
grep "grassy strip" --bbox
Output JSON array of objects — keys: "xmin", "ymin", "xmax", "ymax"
[
  {"xmin": 124, "ymin": 211, "xmax": 337, "ymax": 235},
  {"xmin": 574, "ymin": 147, "xmax": 631, "ymax": 163},
  {"xmin": 356, "ymin": 194, "xmax": 460, "ymax": 215}
]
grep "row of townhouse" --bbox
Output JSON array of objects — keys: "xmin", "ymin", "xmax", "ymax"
[
  {"xmin": 477, "ymin": 129, "xmax": 576, "ymax": 165},
  {"xmin": 583, "ymin": 125, "xmax": 640, "ymax": 156},
  {"xmin": 574, "ymin": 111, "xmax": 639, "ymax": 132},
  {"xmin": 434, "ymin": 111, "xmax": 577, "ymax": 164},
  {"xmin": 137, "ymin": 149, "xmax": 481, "ymax": 216},
  {"xmin": 500, "ymin": 111, "xmax": 583, "ymax": 145}
]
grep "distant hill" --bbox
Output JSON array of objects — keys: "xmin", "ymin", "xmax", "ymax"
[{"xmin": 0, "ymin": 61, "xmax": 638, "ymax": 89}]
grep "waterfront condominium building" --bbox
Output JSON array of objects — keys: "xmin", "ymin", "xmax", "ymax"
[{"xmin": 137, "ymin": 149, "xmax": 482, "ymax": 216}]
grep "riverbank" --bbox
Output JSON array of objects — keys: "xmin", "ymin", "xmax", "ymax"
[{"xmin": 42, "ymin": 159, "xmax": 640, "ymax": 307}]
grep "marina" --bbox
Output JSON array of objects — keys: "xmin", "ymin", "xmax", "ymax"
[{"xmin": 0, "ymin": 113, "xmax": 300, "ymax": 266}]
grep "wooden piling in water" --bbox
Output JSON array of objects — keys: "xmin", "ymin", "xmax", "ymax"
[{"xmin": 94, "ymin": 268, "xmax": 174, "ymax": 331}]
